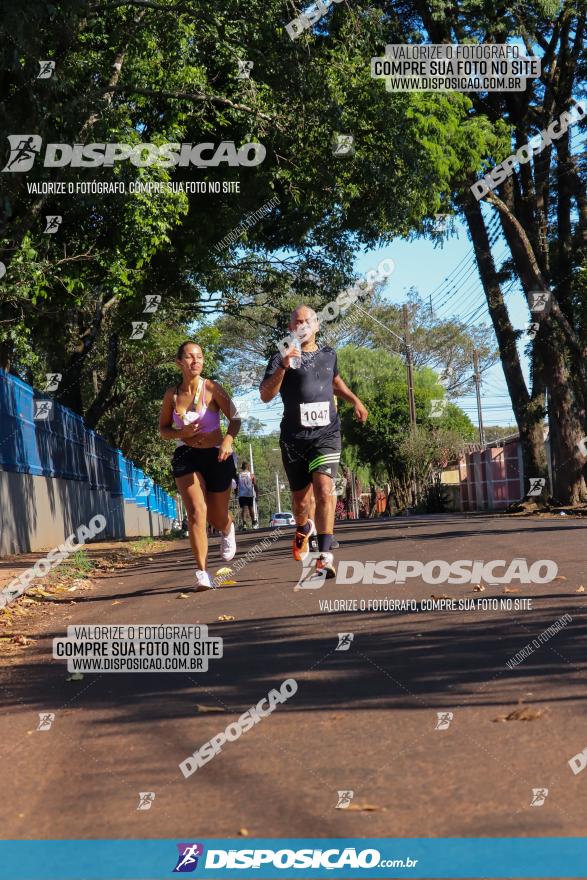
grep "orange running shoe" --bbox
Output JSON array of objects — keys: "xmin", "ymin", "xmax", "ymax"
[{"xmin": 292, "ymin": 518, "xmax": 316, "ymax": 561}]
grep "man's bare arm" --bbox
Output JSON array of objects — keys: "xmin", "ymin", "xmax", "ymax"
[
  {"xmin": 332, "ymin": 374, "xmax": 359, "ymax": 406},
  {"xmin": 260, "ymin": 363, "xmax": 286, "ymax": 402},
  {"xmin": 260, "ymin": 342, "xmax": 299, "ymax": 401},
  {"xmin": 333, "ymin": 375, "xmax": 369, "ymax": 424}
]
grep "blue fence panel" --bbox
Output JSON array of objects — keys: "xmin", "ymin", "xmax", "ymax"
[
  {"xmin": 117, "ymin": 450, "xmax": 134, "ymax": 502},
  {"xmin": 132, "ymin": 465, "xmax": 147, "ymax": 509},
  {"xmin": 153, "ymin": 485, "xmax": 162, "ymax": 516},
  {"xmin": 127, "ymin": 461, "xmax": 138, "ymax": 503},
  {"xmin": 0, "ymin": 369, "xmax": 174, "ymax": 518},
  {"xmin": 53, "ymin": 406, "xmax": 88, "ymax": 481},
  {"xmin": 0, "ymin": 370, "xmax": 40, "ymax": 475},
  {"xmin": 145, "ymin": 475, "xmax": 155, "ymax": 512}
]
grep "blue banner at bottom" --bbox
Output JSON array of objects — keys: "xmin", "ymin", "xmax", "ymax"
[{"xmin": 1, "ymin": 838, "xmax": 586, "ymax": 878}]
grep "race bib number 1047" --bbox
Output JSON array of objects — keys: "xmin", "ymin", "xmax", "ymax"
[{"xmin": 300, "ymin": 401, "xmax": 330, "ymax": 427}]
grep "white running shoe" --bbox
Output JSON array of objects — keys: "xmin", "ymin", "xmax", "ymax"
[
  {"xmin": 194, "ymin": 569, "xmax": 212, "ymax": 592},
  {"xmin": 294, "ymin": 552, "xmax": 326, "ymax": 591},
  {"xmin": 220, "ymin": 521, "xmax": 236, "ymax": 562},
  {"xmin": 316, "ymin": 551, "xmax": 336, "ymax": 580}
]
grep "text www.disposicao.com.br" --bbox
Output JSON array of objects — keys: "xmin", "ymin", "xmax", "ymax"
[{"xmin": 70, "ymin": 657, "xmax": 202, "ymax": 671}]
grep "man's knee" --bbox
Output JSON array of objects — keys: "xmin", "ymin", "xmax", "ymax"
[
  {"xmin": 292, "ymin": 488, "xmax": 311, "ymax": 512},
  {"xmin": 313, "ymin": 480, "xmax": 332, "ymax": 504}
]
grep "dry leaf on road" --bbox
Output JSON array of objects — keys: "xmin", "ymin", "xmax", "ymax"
[
  {"xmin": 493, "ymin": 707, "xmax": 547, "ymax": 722},
  {"xmin": 346, "ymin": 803, "xmax": 384, "ymax": 812},
  {"xmin": 217, "ymin": 614, "xmax": 235, "ymax": 621},
  {"xmin": 70, "ymin": 578, "xmax": 92, "ymax": 589},
  {"xmin": 195, "ymin": 704, "xmax": 223, "ymax": 713},
  {"xmin": 31, "ymin": 588, "xmax": 56, "ymax": 599},
  {"xmin": 11, "ymin": 634, "xmax": 32, "ymax": 646}
]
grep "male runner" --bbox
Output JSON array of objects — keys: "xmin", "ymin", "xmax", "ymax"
[
  {"xmin": 260, "ymin": 305, "xmax": 368, "ymax": 580},
  {"xmin": 237, "ymin": 461, "xmax": 258, "ymax": 528}
]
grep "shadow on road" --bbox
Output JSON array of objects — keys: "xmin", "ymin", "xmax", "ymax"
[{"xmin": 2, "ymin": 603, "xmax": 586, "ymax": 722}]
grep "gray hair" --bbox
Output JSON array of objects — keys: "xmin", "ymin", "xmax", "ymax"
[{"xmin": 289, "ymin": 304, "xmax": 318, "ymax": 323}]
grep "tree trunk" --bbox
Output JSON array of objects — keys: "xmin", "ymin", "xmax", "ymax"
[
  {"xmin": 0, "ymin": 339, "xmax": 13, "ymax": 373},
  {"xmin": 462, "ymin": 195, "xmax": 548, "ymax": 498},
  {"xmin": 368, "ymin": 483, "xmax": 378, "ymax": 517},
  {"xmin": 488, "ymin": 184, "xmax": 587, "ymax": 504},
  {"xmin": 540, "ymin": 333, "xmax": 587, "ymax": 503},
  {"xmin": 85, "ymin": 332, "xmax": 120, "ymax": 429}
]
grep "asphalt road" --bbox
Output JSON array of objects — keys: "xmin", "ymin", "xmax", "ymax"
[{"xmin": 1, "ymin": 513, "xmax": 586, "ymax": 843}]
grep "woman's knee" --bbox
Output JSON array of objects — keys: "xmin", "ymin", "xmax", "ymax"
[{"xmin": 186, "ymin": 503, "xmax": 206, "ymax": 524}]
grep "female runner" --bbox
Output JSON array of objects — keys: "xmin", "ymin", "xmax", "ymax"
[{"xmin": 159, "ymin": 341, "xmax": 240, "ymax": 590}]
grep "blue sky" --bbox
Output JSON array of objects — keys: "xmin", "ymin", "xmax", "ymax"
[{"xmin": 352, "ymin": 214, "xmax": 530, "ymax": 431}]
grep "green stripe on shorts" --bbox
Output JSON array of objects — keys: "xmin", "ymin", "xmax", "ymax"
[{"xmin": 308, "ymin": 453, "xmax": 341, "ymax": 471}]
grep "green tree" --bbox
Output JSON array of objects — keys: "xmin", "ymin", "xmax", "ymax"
[
  {"xmin": 337, "ymin": 345, "xmax": 475, "ymax": 509},
  {"xmin": 3, "ymin": 0, "xmax": 584, "ymax": 507},
  {"xmin": 0, "ymin": 0, "xmax": 494, "ymax": 423}
]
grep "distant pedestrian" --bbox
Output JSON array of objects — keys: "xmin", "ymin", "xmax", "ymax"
[{"xmin": 237, "ymin": 462, "xmax": 258, "ymax": 529}]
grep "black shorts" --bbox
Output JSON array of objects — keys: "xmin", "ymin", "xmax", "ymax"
[
  {"xmin": 280, "ymin": 431, "xmax": 341, "ymax": 492},
  {"xmin": 238, "ymin": 496, "xmax": 254, "ymax": 508},
  {"xmin": 172, "ymin": 446, "xmax": 236, "ymax": 492}
]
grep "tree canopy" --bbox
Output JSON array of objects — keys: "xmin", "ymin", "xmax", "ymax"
[{"xmin": 1, "ymin": 0, "xmax": 585, "ymax": 503}]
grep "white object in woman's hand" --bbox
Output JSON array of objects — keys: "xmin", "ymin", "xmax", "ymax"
[{"xmin": 180, "ymin": 422, "xmax": 200, "ymax": 440}]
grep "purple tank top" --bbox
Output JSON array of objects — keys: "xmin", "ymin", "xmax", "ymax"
[{"xmin": 172, "ymin": 379, "xmax": 221, "ymax": 434}]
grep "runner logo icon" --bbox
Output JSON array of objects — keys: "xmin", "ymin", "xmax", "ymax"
[
  {"xmin": 2, "ymin": 135, "xmax": 42, "ymax": 172},
  {"xmin": 530, "ymin": 788, "xmax": 549, "ymax": 806},
  {"xmin": 295, "ymin": 552, "xmax": 326, "ymax": 590},
  {"xmin": 435, "ymin": 711, "xmax": 453, "ymax": 730},
  {"xmin": 336, "ymin": 790, "xmax": 354, "ymax": 809},
  {"xmin": 173, "ymin": 843, "xmax": 205, "ymax": 872}
]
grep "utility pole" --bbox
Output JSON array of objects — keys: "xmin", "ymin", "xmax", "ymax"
[
  {"xmin": 275, "ymin": 471, "xmax": 282, "ymax": 513},
  {"xmin": 403, "ymin": 304, "xmax": 417, "ymax": 508},
  {"xmin": 473, "ymin": 350, "xmax": 486, "ymax": 446},
  {"xmin": 249, "ymin": 442, "xmax": 258, "ymax": 525},
  {"xmin": 349, "ymin": 471, "xmax": 357, "ymax": 519},
  {"xmin": 403, "ymin": 304, "xmax": 417, "ymax": 430}
]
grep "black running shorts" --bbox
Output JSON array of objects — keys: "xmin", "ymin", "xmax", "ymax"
[
  {"xmin": 280, "ymin": 431, "xmax": 341, "ymax": 492},
  {"xmin": 172, "ymin": 446, "xmax": 236, "ymax": 492},
  {"xmin": 238, "ymin": 496, "xmax": 254, "ymax": 508}
]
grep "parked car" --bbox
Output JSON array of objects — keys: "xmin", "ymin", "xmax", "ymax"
[{"xmin": 270, "ymin": 511, "xmax": 296, "ymax": 528}]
